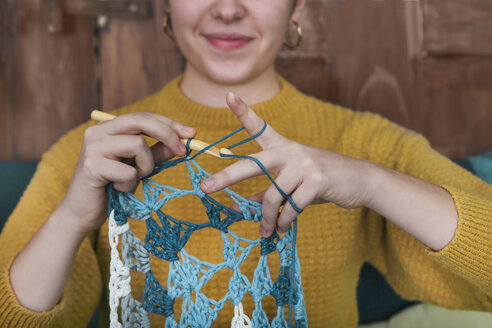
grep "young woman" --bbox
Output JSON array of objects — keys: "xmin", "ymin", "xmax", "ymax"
[{"xmin": 2, "ymin": 0, "xmax": 492, "ymax": 327}]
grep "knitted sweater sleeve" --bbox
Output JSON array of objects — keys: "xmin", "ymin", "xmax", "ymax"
[
  {"xmin": 347, "ymin": 112, "xmax": 492, "ymax": 312},
  {"xmin": 0, "ymin": 123, "xmax": 102, "ymax": 327}
]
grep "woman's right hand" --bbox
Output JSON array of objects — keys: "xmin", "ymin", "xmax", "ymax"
[{"xmin": 59, "ymin": 111, "xmax": 196, "ymax": 236}]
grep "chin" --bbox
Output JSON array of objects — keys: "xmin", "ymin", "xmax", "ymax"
[{"xmin": 201, "ymin": 58, "xmax": 262, "ymax": 86}]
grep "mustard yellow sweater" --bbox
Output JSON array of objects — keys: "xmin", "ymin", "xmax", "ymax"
[{"xmin": 1, "ymin": 76, "xmax": 492, "ymax": 327}]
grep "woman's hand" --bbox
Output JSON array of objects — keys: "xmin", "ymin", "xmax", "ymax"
[
  {"xmin": 200, "ymin": 93, "xmax": 376, "ymax": 237},
  {"xmin": 60, "ymin": 111, "xmax": 196, "ymax": 236},
  {"xmin": 11, "ymin": 111, "xmax": 196, "ymax": 312}
]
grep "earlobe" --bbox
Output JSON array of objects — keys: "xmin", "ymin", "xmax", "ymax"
[{"xmin": 290, "ymin": 0, "xmax": 306, "ymax": 22}]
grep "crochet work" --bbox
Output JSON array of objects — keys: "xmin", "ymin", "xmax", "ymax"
[{"xmin": 107, "ymin": 125, "xmax": 308, "ymax": 327}]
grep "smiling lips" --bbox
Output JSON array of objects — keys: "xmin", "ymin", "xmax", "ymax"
[{"xmin": 203, "ymin": 33, "xmax": 253, "ymax": 51}]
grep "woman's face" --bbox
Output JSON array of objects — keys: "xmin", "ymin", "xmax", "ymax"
[{"xmin": 169, "ymin": 0, "xmax": 303, "ymax": 85}]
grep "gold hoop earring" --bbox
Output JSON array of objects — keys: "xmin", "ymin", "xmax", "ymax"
[
  {"xmin": 284, "ymin": 21, "xmax": 302, "ymax": 50},
  {"xmin": 162, "ymin": 13, "xmax": 175, "ymax": 41}
]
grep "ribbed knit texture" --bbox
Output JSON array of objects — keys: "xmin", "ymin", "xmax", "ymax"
[{"xmin": 1, "ymin": 76, "xmax": 491, "ymax": 327}]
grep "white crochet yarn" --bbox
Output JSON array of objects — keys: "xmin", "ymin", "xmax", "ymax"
[
  {"xmin": 108, "ymin": 210, "xmax": 131, "ymax": 328},
  {"xmin": 231, "ymin": 302, "xmax": 252, "ymax": 328}
]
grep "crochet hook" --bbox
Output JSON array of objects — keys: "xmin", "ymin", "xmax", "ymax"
[{"xmin": 90, "ymin": 110, "xmax": 233, "ymax": 158}]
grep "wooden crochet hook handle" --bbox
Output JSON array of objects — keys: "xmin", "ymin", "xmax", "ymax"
[{"xmin": 90, "ymin": 110, "xmax": 233, "ymax": 158}]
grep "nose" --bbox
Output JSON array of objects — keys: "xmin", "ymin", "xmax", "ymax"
[{"xmin": 210, "ymin": 0, "xmax": 246, "ymax": 24}]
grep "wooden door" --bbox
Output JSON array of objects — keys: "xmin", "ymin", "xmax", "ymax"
[{"xmin": 1, "ymin": 0, "xmax": 492, "ymax": 161}]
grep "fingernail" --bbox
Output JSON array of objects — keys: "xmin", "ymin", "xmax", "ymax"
[
  {"xmin": 184, "ymin": 126, "xmax": 195, "ymax": 133},
  {"xmin": 179, "ymin": 143, "xmax": 186, "ymax": 153},
  {"xmin": 234, "ymin": 93, "xmax": 242, "ymax": 104},
  {"xmin": 260, "ymin": 226, "xmax": 268, "ymax": 237},
  {"xmin": 203, "ymin": 179, "xmax": 215, "ymax": 190}
]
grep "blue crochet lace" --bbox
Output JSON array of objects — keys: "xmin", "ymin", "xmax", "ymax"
[{"xmin": 107, "ymin": 123, "xmax": 308, "ymax": 327}]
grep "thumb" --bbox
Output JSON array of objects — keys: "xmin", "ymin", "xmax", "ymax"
[{"xmin": 226, "ymin": 92, "xmax": 282, "ymax": 149}]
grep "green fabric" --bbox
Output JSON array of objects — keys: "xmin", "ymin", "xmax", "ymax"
[
  {"xmin": 357, "ymin": 263, "xmax": 417, "ymax": 323},
  {"xmin": 358, "ymin": 303, "xmax": 492, "ymax": 328},
  {"xmin": 468, "ymin": 150, "xmax": 492, "ymax": 185},
  {"xmin": 0, "ymin": 162, "xmax": 38, "ymax": 232}
]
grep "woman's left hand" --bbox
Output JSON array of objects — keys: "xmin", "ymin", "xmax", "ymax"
[{"xmin": 200, "ymin": 92, "xmax": 377, "ymax": 237}]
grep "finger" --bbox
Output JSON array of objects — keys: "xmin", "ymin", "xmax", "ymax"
[
  {"xmin": 151, "ymin": 114, "xmax": 196, "ymax": 137},
  {"xmin": 98, "ymin": 112, "xmax": 196, "ymax": 156},
  {"xmin": 150, "ymin": 142, "xmax": 177, "ymax": 163},
  {"xmin": 260, "ymin": 173, "xmax": 301, "ymax": 237},
  {"xmin": 96, "ymin": 158, "xmax": 138, "ymax": 188},
  {"xmin": 96, "ymin": 158, "xmax": 138, "ymax": 192},
  {"xmin": 98, "ymin": 135, "xmax": 155, "ymax": 179},
  {"xmin": 277, "ymin": 182, "xmax": 317, "ymax": 233},
  {"xmin": 201, "ymin": 152, "xmax": 278, "ymax": 194},
  {"xmin": 226, "ymin": 92, "xmax": 283, "ymax": 149},
  {"xmin": 127, "ymin": 112, "xmax": 197, "ymax": 139},
  {"xmin": 114, "ymin": 180, "xmax": 138, "ymax": 193}
]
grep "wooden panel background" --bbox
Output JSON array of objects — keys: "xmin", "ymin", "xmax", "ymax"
[
  {"xmin": 0, "ymin": 0, "xmax": 12, "ymax": 159},
  {"xmin": 0, "ymin": 0, "xmax": 97, "ymax": 161},
  {"xmin": 1, "ymin": 0, "xmax": 492, "ymax": 160},
  {"xmin": 100, "ymin": 0, "xmax": 184, "ymax": 111},
  {"xmin": 417, "ymin": 58, "xmax": 492, "ymax": 157},
  {"xmin": 423, "ymin": 0, "xmax": 492, "ymax": 56}
]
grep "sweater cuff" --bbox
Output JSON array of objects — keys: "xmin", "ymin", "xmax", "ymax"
[
  {"xmin": 0, "ymin": 256, "xmax": 66, "ymax": 327},
  {"xmin": 425, "ymin": 185, "xmax": 492, "ymax": 291}
]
